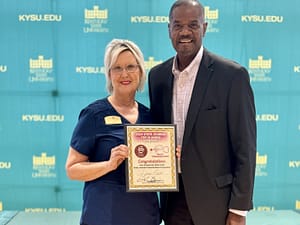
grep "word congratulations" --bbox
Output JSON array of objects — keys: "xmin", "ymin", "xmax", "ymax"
[
  {"xmin": 19, "ymin": 14, "xmax": 62, "ymax": 22},
  {"xmin": 138, "ymin": 159, "xmax": 166, "ymax": 164}
]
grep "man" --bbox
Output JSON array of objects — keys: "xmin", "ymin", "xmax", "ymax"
[{"xmin": 148, "ymin": 1, "xmax": 256, "ymax": 225}]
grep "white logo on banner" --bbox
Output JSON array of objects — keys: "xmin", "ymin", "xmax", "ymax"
[
  {"xmin": 248, "ymin": 56, "xmax": 272, "ymax": 82},
  {"xmin": 83, "ymin": 5, "xmax": 109, "ymax": 33},
  {"xmin": 144, "ymin": 57, "xmax": 162, "ymax": 71},
  {"xmin": 296, "ymin": 200, "xmax": 300, "ymax": 210},
  {"xmin": 256, "ymin": 152, "xmax": 268, "ymax": 176},
  {"xmin": 205, "ymin": 6, "xmax": 219, "ymax": 33},
  {"xmin": 32, "ymin": 152, "xmax": 56, "ymax": 178},
  {"xmin": 29, "ymin": 55, "xmax": 54, "ymax": 82}
]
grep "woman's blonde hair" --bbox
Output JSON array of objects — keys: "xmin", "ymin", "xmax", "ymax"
[{"xmin": 104, "ymin": 39, "xmax": 146, "ymax": 94}]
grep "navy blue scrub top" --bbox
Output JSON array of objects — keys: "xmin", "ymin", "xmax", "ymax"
[{"xmin": 70, "ymin": 98, "xmax": 160, "ymax": 225}]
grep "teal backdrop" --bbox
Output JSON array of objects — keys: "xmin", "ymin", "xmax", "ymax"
[{"xmin": 0, "ymin": 0, "xmax": 300, "ymax": 213}]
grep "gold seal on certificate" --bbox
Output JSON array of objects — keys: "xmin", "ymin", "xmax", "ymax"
[{"xmin": 125, "ymin": 124, "xmax": 178, "ymax": 192}]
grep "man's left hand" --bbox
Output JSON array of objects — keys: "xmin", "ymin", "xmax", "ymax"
[{"xmin": 226, "ymin": 212, "xmax": 246, "ymax": 225}]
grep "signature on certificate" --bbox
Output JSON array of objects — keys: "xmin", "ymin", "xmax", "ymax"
[{"xmin": 136, "ymin": 170, "xmax": 164, "ymax": 183}]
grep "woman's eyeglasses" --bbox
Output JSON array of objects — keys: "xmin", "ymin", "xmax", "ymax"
[{"xmin": 110, "ymin": 64, "xmax": 139, "ymax": 75}]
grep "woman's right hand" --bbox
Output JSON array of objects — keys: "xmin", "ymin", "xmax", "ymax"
[
  {"xmin": 109, "ymin": 144, "xmax": 129, "ymax": 170},
  {"xmin": 66, "ymin": 145, "xmax": 129, "ymax": 181}
]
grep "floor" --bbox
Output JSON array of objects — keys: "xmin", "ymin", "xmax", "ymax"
[{"xmin": 0, "ymin": 210, "xmax": 300, "ymax": 225}]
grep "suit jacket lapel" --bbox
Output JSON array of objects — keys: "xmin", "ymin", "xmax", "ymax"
[
  {"xmin": 183, "ymin": 50, "xmax": 214, "ymax": 146},
  {"xmin": 161, "ymin": 58, "xmax": 174, "ymax": 123}
]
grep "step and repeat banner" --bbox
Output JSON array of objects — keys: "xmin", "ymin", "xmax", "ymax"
[{"xmin": 0, "ymin": 0, "xmax": 300, "ymax": 213}]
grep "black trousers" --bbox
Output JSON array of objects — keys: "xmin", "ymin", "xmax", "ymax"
[{"xmin": 164, "ymin": 175, "xmax": 195, "ymax": 225}]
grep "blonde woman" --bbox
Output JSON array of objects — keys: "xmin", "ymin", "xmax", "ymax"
[{"xmin": 66, "ymin": 39, "xmax": 160, "ymax": 225}]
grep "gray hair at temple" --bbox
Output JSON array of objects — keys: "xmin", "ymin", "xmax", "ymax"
[
  {"xmin": 104, "ymin": 39, "xmax": 146, "ymax": 94},
  {"xmin": 169, "ymin": 0, "xmax": 205, "ymax": 23}
]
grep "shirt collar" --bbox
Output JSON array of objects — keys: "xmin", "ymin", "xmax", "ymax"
[{"xmin": 172, "ymin": 45, "xmax": 204, "ymax": 77}]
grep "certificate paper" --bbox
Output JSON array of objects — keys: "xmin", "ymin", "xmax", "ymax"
[{"xmin": 125, "ymin": 124, "xmax": 178, "ymax": 192}]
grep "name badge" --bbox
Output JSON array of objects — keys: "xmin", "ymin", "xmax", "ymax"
[{"xmin": 104, "ymin": 115, "xmax": 122, "ymax": 125}]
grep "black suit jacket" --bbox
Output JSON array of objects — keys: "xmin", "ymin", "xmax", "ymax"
[{"xmin": 148, "ymin": 49, "xmax": 256, "ymax": 225}]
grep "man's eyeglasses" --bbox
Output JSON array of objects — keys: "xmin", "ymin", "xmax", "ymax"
[{"xmin": 110, "ymin": 64, "xmax": 140, "ymax": 74}]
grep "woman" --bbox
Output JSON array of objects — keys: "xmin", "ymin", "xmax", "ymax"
[{"xmin": 65, "ymin": 39, "xmax": 160, "ymax": 225}]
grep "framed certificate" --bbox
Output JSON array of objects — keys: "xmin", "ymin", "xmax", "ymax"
[{"xmin": 125, "ymin": 124, "xmax": 178, "ymax": 192}]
